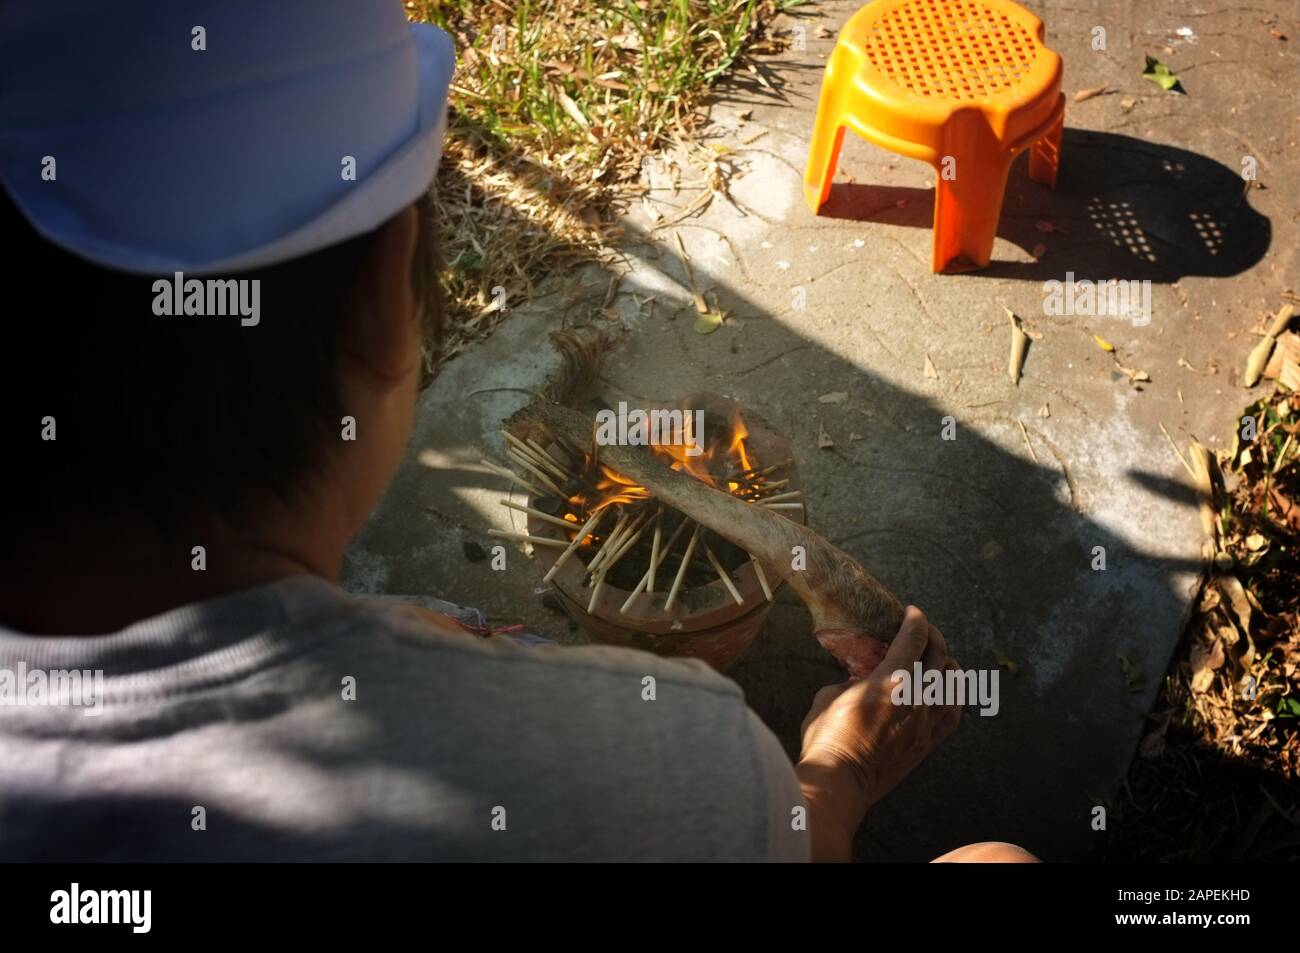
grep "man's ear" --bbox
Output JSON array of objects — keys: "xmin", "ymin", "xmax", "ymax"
[{"xmin": 340, "ymin": 205, "xmax": 421, "ymax": 382}]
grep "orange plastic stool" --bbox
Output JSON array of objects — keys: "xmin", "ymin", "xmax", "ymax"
[{"xmin": 804, "ymin": 0, "xmax": 1064, "ymax": 272}]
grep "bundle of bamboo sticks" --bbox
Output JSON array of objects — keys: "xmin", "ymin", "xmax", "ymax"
[{"xmin": 484, "ymin": 430, "xmax": 800, "ymax": 614}]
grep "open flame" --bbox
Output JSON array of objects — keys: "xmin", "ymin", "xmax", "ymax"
[{"xmin": 572, "ymin": 409, "xmax": 757, "ymax": 515}]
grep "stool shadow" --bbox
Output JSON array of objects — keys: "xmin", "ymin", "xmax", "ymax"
[{"xmin": 817, "ymin": 128, "xmax": 1270, "ymax": 283}]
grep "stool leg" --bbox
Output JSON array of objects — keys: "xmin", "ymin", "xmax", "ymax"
[
  {"xmin": 930, "ymin": 118, "xmax": 1013, "ymax": 272},
  {"xmin": 1028, "ymin": 112, "xmax": 1063, "ymax": 189},
  {"xmin": 803, "ymin": 49, "xmax": 852, "ymax": 215}
]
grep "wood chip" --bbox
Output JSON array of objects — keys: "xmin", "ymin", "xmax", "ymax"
[{"xmin": 924, "ymin": 353, "xmax": 939, "ymax": 379}]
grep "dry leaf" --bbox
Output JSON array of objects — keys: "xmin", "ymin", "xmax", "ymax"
[
  {"xmin": 556, "ymin": 90, "xmax": 590, "ymax": 128},
  {"xmin": 1263, "ymin": 331, "xmax": 1300, "ymax": 380},
  {"xmin": 817, "ymin": 424, "xmax": 835, "ymax": 449},
  {"xmin": 924, "ymin": 353, "xmax": 939, "ymax": 379},
  {"xmin": 1245, "ymin": 306, "xmax": 1295, "ymax": 385},
  {"xmin": 1267, "ymin": 485, "xmax": 1300, "ymax": 533},
  {"xmin": 991, "ymin": 647, "xmax": 1018, "ymax": 675},
  {"xmin": 818, "ymin": 391, "xmax": 848, "ymax": 404},
  {"xmin": 693, "ymin": 311, "xmax": 723, "ymax": 334},
  {"xmin": 1117, "ymin": 363, "xmax": 1151, "ymax": 385},
  {"xmin": 1190, "ymin": 636, "xmax": 1226, "ymax": 687},
  {"xmin": 1074, "ymin": 84, "xmax": 1111, "ymax": 102},
  {"xmin": 1216, "ymin": 574, "xmax": 1254, "ymax": 636},
  {"xmin": 1093, "ymin": 334, "xmax": 1115, "ymax": 352},
  {"xmin": 1138, "ymin": 725, "xmax": 1167, "ymax": 757},
  {"xmin": 1038, "ymin": 403, "xmax": 1051, "ymax": 418},
  {"xmin": 1281, "ymin": 356, "xmax": 1300, "ymax": 391},
  {"xmin": 1007, "ymin": 308, "xmax": 1028, "ymax": 385}
]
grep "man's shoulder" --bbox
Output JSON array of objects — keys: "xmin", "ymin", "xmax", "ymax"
[{"xmin": 335, "ymin": 595, "xmax": 751, "ymax": 718}]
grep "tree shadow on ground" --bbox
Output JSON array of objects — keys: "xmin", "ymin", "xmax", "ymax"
[{"xmin": 348, "ymin": 119, "xmax": 1281, "ymax": 864}]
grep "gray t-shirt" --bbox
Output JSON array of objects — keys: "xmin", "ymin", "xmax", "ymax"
[{"xmin": 0, "ymin": 575, "xmax": 808, "ymax": 861}]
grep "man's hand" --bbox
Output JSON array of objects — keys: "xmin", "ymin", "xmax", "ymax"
[{"xmin": 795, "ymin": 606, "xmax": 961, "ymax": 861}]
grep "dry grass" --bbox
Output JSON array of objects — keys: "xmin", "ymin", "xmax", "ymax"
[
  {"xmin": 406, "ymin": 0, "xmax": 799, "ymax": 365},
  {"xmin": 1111, "ymin": 377, "xmax": 1300, "ymax": 861}
]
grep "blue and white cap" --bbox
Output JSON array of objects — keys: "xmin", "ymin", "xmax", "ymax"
[{"xmin": 0, "ymin": 0, "xmax": 455, "ymax": 274}]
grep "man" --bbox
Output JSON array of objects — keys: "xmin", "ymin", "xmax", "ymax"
[{"xmin": 0, "ymin": 0, "xmax": 1029, "ymax": 862}]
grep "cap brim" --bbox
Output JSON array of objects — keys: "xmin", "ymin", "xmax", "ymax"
[
  {"xmin": 1, "ymin": 22, "xmax": 455, "ymax": 276},
  {"xmin": 188, "ymin": 23, "xmax": 455, "ymax": 275}
]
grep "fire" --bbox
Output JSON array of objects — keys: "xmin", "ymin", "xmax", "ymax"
[{"xmin": 571, "ymin": 410, "xmax": 757, "ymax": 517}]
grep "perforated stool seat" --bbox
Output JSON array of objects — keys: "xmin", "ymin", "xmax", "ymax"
[{"xmin": 804, "ymin": 0, "xmax": 1064, "ymax": 272}]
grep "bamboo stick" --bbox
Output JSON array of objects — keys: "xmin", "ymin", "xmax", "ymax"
[
  {"xmin": 755, "ymin": 490, "xmax": 801, "ymax": 504},
  {"xmin": 487, "ymin": 530, "xmax": 579, "ymax": 549},
  {"xmin": 664, "ymin": 522, "xmax": 703, "ymax": 611},
  {"xmin": 648, "ymin": 506, "xmax": 663, "ymax": 593},
  {"xmin": 703, "ymin": 539, "xmax": 745, "ymax": 606},
  {"xmin": 740, "ymin": 458, "xmax": 791, "ymax": 479},
  {"xmin": 585, "ymin": 510, "xmax": 630, "ymax": 576},
  {"xmin": 526, "ymin": 436, "xmax": 573, "ymax": 474},
  {"xmin": 606, "ymin": 511, "xmax": 651, "ymax": 569},
  {"xmin": 620, "ymin": 517, "xmax": 691, "ymax": 613},
  {"xmin": 502, "ymin": 430, "xmax": 568, "ymax": 482},
  {"xmin": 479, "ymin": 458, "xmax": 546, "ymax": 499},
  {"xmin": 761, "ymin": 502, "xmax": 805, "ymax": 511},
  {"xmin": 750, "ymin": 555, "xmax": 774, "ymax": 602},
  {"xmin": 499, "ymin": 499, "xmax": 577, "ymax": 530},
  {"xmin": 542, "ymin": 509, "xmax": 604, "ymax": 583},
  {"xmin": 587, "ymin": 514, "xmax": 652, "ymax": 612},
  {"xmin": 504, "ymin": 447, "xmax": 565, "ymax": 496}
]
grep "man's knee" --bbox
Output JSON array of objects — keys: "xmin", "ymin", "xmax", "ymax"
[{"xmin": 931, "ymin": 841, "xmax": 1040, "ymax": 863}]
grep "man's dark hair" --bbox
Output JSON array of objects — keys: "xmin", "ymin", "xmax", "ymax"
[{"xmin": 1, "ymin": 186, "xmax": 442, "ymax": 537}]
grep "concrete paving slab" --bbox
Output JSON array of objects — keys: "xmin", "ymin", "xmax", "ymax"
[{"xmin": 345, "ymin": 0, "xmax": 1297, "ymax": 859}]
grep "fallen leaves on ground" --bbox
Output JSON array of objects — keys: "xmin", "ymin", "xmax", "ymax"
[
  {"xmin": 1113, "ymin": 381, "xmax": 1300, "ymax": 860},
  {"xmin": 1142, "ymin": 54, "xmax": 1183, "ymax": 92}
]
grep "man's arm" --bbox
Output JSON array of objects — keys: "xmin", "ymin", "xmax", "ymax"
[{"xmin": 796, "ymin": 606, "xmax": 961, "ymax": 862}]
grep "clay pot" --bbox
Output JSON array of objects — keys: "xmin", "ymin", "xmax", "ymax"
[{"xmin": 528, "ymin": 393, "xmax": 802, "ymax": 670}]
